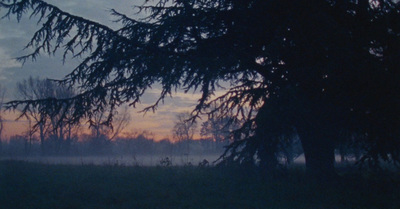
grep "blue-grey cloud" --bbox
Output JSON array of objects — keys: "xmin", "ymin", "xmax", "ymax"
[{"xmin": 0, "ymin": 0, "xmax": 142, "ymax": 98}]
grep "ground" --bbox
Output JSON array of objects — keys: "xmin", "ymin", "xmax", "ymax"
[{"xmin": 1, "ymin": 160, "xmax": 399, "ymax": 209}]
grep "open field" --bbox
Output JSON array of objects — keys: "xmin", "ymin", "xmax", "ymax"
[
  {"xmin": 0, "ymin": 154, "xmax": 356, "ymax": 167},
  {"xmin": 1, "ymin": 160, "xmax": 400, "ymax": 209},
  {"xmin": 0, "ymin": 154, "xmax": 222, "ymax": 167}
]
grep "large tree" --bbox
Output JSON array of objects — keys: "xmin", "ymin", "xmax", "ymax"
[{"xmin": 2, "ymin": 0, "xmax": 400, "ymax": 176}]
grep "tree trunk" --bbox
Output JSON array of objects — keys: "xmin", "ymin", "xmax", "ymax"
[
  {"xmin": 66, "ymin": 125, "xmax": 72, "ymax": 154},
  {"xmin": 292, "ymin": 90, "xmax": 338, "ymax": 179},
  {"xmin": 297, "ymin": 124, "xmax": 336, "ymax": 178},
  {"xmin": 259, "ymin": 142, "xmax": 279, "ymax": 172},
  {"xmin": 255, "ymin": 103, "xmax": 280, "ymax": 172},
  {"xmin": 57, "ymin": 124, "xmax": 63, "ymax": 153},
  {"xmin": 39, "ymin": 123, "xmax": 45, "ymax": 155}
]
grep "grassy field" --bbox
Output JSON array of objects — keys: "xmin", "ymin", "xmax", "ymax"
[{"xmin": 1, "ymin": 160, "xmax": 399, "ymax": 209}]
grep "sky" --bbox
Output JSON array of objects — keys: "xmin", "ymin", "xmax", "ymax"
[{"xmin": 0, "ymin": 0, "xmax": 205, "ymax": 140}]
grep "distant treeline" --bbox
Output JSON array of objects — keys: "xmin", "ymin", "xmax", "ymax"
[
  {"xmin": 0, "ymin": 131, "xmax": 227, "ymax": 157},
  {"xmin": 0, "ymin": 130, "xmax": 365, "ymax": 166}
]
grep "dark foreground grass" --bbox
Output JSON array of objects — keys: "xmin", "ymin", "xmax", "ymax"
[{"xmin": 1, "ymin": 161, "xmax": 399, "ymax": 209}]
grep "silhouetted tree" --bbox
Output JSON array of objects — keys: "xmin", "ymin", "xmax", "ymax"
[
  {"xmin": 86, "ymin": 105, "xmax": 131, "ymax": 153},
  {"xmin": 16, "ymin": 76, "xmax": 78, "ymax": 154},
  {"xmin": 0, "ymin": 84, "xmax": 5, "ymax": 154},
  {"xmin": 173, "ymin": 112, "xmax": 197, "ymax": 155},
  {"xmin": 2, "ymin": 0, "xmax": 400, "ymax": 177},
  {"xmin": 109, "ymin": 105, "xmax": 132, "ymax": 141},
  {"xmin": 200, "ymin": 106, "xmax": 239, "ymax": 150},
  {"xmin": 200, "ymin": 117, "xmax": 231, "ymax": 149},
  {"xmin": 16, "ymin": 77, "xmax": 49, "ymax": 153}
]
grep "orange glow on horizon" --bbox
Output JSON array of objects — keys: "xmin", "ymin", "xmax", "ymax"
[
  {"xmin": 0, "ymin": 87, "xmax": 225, "ymax": 142},
  {"xmin": 1, "ymin": 101, "xmax": 204, "ymax": 142}
]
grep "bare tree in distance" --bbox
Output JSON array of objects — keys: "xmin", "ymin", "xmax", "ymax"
[
  {"xmin": 201, "ymin": 105, "xmax": 240, "ymax": 151},
  {"xmin": 16, "ymin": 76, "xmax": 79, "ymax": 154},
  {"xmin": 85, "ymin": 104, "xmax": 132, "ymax": 154},
  {"xmin": 109, "ymin": 105, "xmax": 132, "ymax": 141},
  {"xmin": 0, "ymin": 84, "xmax": 6, "ymax": 154},
  {"xmin": 48, "ymin": 81, "xmax": 77, "ymax": 153},
  {"xmin": 17, "ymin": 77, "xmax": 52, "ymax": 153},
  {"xmin": 173, "ymin": 112, "xmax": 197, "ymax": 156},
  {"xmin": 88, "ymin": 105, "xmax": 131, "ymax": 140}
]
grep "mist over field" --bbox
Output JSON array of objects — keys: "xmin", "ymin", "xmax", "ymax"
[
  {"xmin": 1, "ymin": 154, "xmax": 221, "ymax": 167},
  {"xmin": 0, "ymin": 130, "xmax": 230, "ymax": 166}
]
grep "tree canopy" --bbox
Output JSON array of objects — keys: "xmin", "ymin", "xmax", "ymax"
[{"xmin": 1, "ymin": 0, "xmax": 400, "ymax": 176}]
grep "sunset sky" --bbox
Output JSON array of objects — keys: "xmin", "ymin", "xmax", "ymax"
[{"xmin": 0, "ymin": 0, "xmax": 211, "ymax": 140}]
